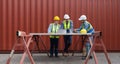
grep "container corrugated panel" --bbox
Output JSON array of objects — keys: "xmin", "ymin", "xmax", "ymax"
[{"xmin": 0, "ymin": 0, "xmax": 120, "ymax": 51}]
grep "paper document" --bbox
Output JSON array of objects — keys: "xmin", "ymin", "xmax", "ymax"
[{"xmin": 56, "ymin": 29, "xmax": 66, "ymax": 33}]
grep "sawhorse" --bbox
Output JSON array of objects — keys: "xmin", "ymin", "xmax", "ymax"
[
  {"xmin": 84, "ymin": 31, "xmax": 111, "ymax": 64},
  {"xmin": 72, "ymin": 35, "xmax": 87, "ymax": 56},
  {"xmin": 31, "ymin": 35, "xmax": 49, "ymax": 56},
  {"xmin": 6, "ymin": 31, "xmax": 35, "ymax": 64}
]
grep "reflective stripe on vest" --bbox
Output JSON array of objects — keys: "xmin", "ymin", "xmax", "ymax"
[
  {"xmin": 82, "ymin": 21, "xmax": 93, "ymax": 32},
  {"xmin": 63, "ymin": 20, "xmax": 70, "ymax": 29},
  {"xmin": 86, "ymin": 21, "xmax": 93, "ymax": 31},
  {"xmin": 50, "ymin": 24, "xmax": 59, "ymax": 38}
]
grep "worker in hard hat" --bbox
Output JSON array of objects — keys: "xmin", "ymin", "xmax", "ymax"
[
  {"xmin": 74, "ymin": 15, "xmax": 95, "ymax": 59},
  {"xmin": 60, "ymin": 14, "xmax": 73, "ymax": 56},
  {"xmin": 48, "ymin": 16, "xmax": 61, "ymax": 57}
]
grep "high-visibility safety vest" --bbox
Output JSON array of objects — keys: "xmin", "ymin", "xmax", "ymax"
[
  {"xmin": 50, "ymin": 23, "xmax": 60, "ymax": 38},
  {"xmin": 81, "ymin": 21, "xmax": 93, "ymax": 32},
  {"xmin": 63, "ymin": 20, "xmax": 71, "ymax": 29}
]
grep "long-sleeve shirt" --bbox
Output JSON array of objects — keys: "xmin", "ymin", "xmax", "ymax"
[
  {"xmin": 76, "ymin": 21, "xmax": 94, "ymax": 33},
  {"xmin": 48, "ymin": 23, "xmax": 60, "ymax": 33}
]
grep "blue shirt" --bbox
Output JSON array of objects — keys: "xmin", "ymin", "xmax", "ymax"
[
  {"xmin": 48, "ymin": 23, "xmax": 60, "ymax": 33},
  {"xmin": 76, "ymin": 21, "xmax": 94, "ymax": 34}
]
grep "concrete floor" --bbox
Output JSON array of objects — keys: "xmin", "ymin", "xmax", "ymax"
[{"xmin": 0, "ymin": 53, "xmax": 120, "ymax": 64}]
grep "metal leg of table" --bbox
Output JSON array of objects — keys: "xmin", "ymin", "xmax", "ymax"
[
  {"xmin": 72, "ymin": 36, "xmax": 81, "ymax": 56},
  {"xmin": 100, "ymin": 38, "xmax": 111, "ymax": 64},
  {"xmin": 84, "ymin": 36, "xmax": 98, "ymax": 64},
  {"xmin": 33, "ymin": 36, "xmax": 41, "ymax": 53},
  {"xmin": 20, "ymin": 36, "xmax": 35, "ymax": 64},
  {"xmin": 84, "ymin": 35, "xmax": 111, "ymax": 64},
  {"xmin": 35, "ymin": 41, "xmax": 41, "ymax": 53},
  {"xmin": 72, "ymin": 36, "xmax": 87, "ymax": 56},
  {"xmin": 31, "ymin": 37, "xmax": 41, "ymax": 56},
  {"xmin": 6, "ymin": 38, "xmax": 20, "ymax": 64},
  {"xmin": 39, "ymin": 36, "xmax": 49, "ymax": 56},
  {"xmin": 84, "ymin": 45, "xmax": 98, "ymax": 64}
]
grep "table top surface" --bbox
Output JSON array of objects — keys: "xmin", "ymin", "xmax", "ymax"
[{"xmin": 29, "ymin": 33, "xmax": 92, "ymax": 36}]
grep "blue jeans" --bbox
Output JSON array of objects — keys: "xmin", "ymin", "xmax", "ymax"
[
  {"xmin": 64, "ymin": 35, "xmax": 72, "ymax": 53},
  {"xmin": 85, "ymin": 36, "xmax": 93, "ymax": 55}
]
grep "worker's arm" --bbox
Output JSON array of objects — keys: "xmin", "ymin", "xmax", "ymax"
[
  {"xmin": 59, "ymin": 24, "xmax": 61, "ymax": 29},
  {"xmin": 84, "ymin": 23, "xmax": 90, "ymax": 31},
  {"xmin": 75, "ymin": 24, "xmax": 83, "ymax": 33},
  {"xmin": 76, "ymin": 22, "xmax": 89, "ymax": 32},
  {"xmin": 60, "ymin": 22, "xmax": 64, "ymax": 29},
  {"xmin": 70, "ymin": 20, "xmax": 74, "ymax": 31},
  {"xmin": 48, "ymin": 24, "xmax": 52, "ymax": 33}
]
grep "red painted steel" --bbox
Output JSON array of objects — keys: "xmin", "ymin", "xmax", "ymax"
[
  {"xmin": 0, "ymin": 0, "xmax": 120, "ymax": 51},
  {"xmin": 0, "ymin": 0, "xmax": 2, "ymax": 50}
]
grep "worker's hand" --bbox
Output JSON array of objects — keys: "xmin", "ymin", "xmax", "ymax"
[{"xmin": 73, "ymin": 29, "xmax": 77, "ymax": 33}]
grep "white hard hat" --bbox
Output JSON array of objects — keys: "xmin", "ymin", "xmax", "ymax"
[
  {"xmin": 79, "ymin": 15, "xmax": 87, "ymax": 20},
  {"xmin": 64, "ymin": 14, "xmax": 70, "ymax": 19}
]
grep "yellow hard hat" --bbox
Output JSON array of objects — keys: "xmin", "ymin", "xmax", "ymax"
[
  {"xmin": 80, "ymin": 29, "xmax": 87, "ymax": 34},
  {"xmin": 54, "ymin": 16, "xmax": 60, "ymax": 21}
]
